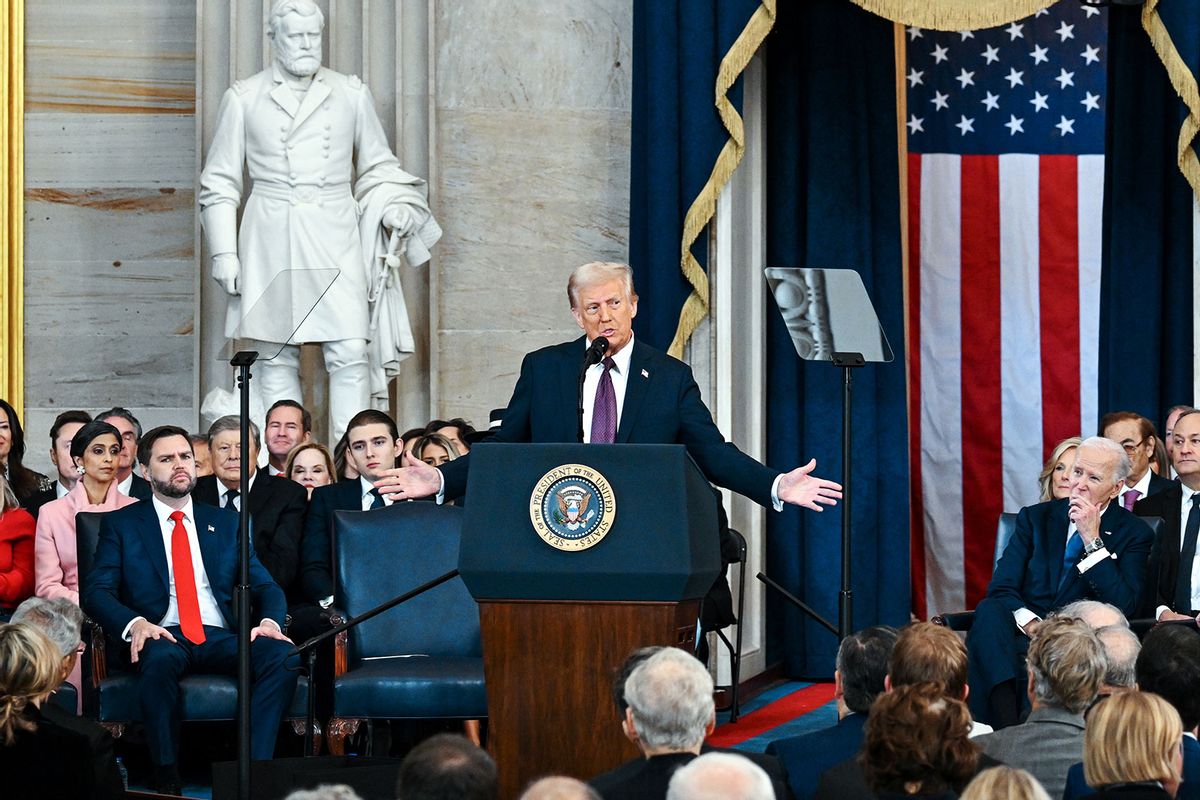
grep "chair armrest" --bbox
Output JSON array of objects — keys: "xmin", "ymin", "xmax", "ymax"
[
  {"xmin": 331, "ymin": 609, "xmax": 349, "ymax": 677},
  {"xmin": 931, "ymin": 611, "xmax": 975, "ymax": 631},
  {"xmin": 85, "ymin": 617, "xmax": 109, "ymax": 685},
  {"xmin": 1130, "ymin": 616, "xmax": 1197, "ymax": 638}
]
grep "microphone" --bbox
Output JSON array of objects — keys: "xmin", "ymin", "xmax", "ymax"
[{"xmin": 584, "ymin": 336, "xmax": 610, "ymax": 367}]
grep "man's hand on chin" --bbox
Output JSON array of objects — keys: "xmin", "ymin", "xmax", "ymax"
[
  {"xmin": 374, "ymin": 452, "xmax": 441, "ymax": 502},
  {"xmin": 777, "ymin": 458, "xmax": 843, "ymax": 512}
]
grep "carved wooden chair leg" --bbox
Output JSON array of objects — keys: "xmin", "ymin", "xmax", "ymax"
[
  {"xmin": 463, "ymin": 719, "xmax": 481, "ymax": 746},
  {"xmin": 99, "ymin": 722, "xmax": 126, "ymax": 740},
  {"xmin": 290, "ymin": 719, "xmax": 324, "ymax": 756},
  {"xmin": 326, "ymin": 717, "xmax": 361, "ymax": 756}
]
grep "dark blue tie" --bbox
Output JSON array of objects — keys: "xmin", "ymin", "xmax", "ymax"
[
  {"xmin": 369, "ymin": 488, "xmax": 384, "ymax": 510},
  {"xmin": 1059, "ymin": 531, "xmax": 1084, "ymax": 591},
  {"xmin": 1174, "ymin": 495, "xmax": 1200, "ymax": 611}
]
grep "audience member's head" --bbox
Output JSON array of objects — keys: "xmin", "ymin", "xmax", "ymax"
[
  {"xmin": 286, "ymin": 442, "xmax": 336, "ymax": 498},
  {"xmin": 69, "ymin": 421, "xmax": 123, "ymax": 489},
  {"xmin": 1084, "ymin": 691, "xmax": 1182, "ymax": 796},
  {"xmin": 1173, "ymin": 411, "xmax": 1200, "ymax": 490},
  {"xmin": 834, "ymin": 625, "xmax": 897, "ymax": 715},
  {"xmin": 959, "ymin": 766, "xmax": 1050, "ymax": 800},
  {"xmin": 412, "ymin": 432, "xmax": 460, "ymax": 468},
  {"xmin": 1025, "ymin": 617, "xmax": 1105, "ymax": 714},
  {"xmin": 332, "ymin": 432, "xmax": 356, "ymax": 480},
  {"xmin": 611, "ymin": 646, "xmax": 664, "ymax": 719},
  {"xmin": 0, "ymin": 623, "xmax": 62, "ymax": 745},
  {"xmin": 46, "ymin": 410, "xmax": 91, "ymax": 486},
  {"xmin": 1099, "ymin": 412, "xmax": 1157, "ymax": 484},
  {"xmin": 1069, "ymin": 436, "xmax": 1131, "ymax": 507},
  {"xmin": 10, "ymin": 597, "xmax": 84, "ymax": 684},
  {"xmin": 861, "ymin": 683, "xmax": 979, "ymax": 797},
  {"xmin": 665, "ymin": 752, "xmax": 775, "ymax": 800},
  {"xmin": 1136, "ymin": 624, "xmax": 1200, "ymax": 733},
  {"xmin": 283, "ymin": 786, "xmax": 362, "ymax": 800},
  {"xmin": 624, "ymin": 647, "xmax": 714, "ymax": 755},
  {"xmin": 344, "ymin": 410, "xmax": 401, "ymax": 482},
  {"xmin": 1053, "ymin": 600, "xmax": 1127, "ymax": 630},
  {"xmin": 136, "ymin": 426, "xmax": 196, "ymax": 499},
  {"xmin": 887, "ymin": 622, "xmax": 967, "ymax": 701},
  {"xmin": 425, "ymin": 419, "xmax": 475, "ymax": 456},
  {"xmin": 0, "ymin": 399, "xmax": 41, "ymax": 499},
  {"xmin": 207, "ymin": 415, "xmax": 261, "ymax": 487},
  {"xmin": 519, "ymin": 776, "xmax": 601, "ymax": 800},
  {"xmin": 266, "ymin": 399, "xmax": 313, "ymax": 469},
  {"xmin": 1095, "ymin": 625, "xmax": 1140, "ymax": 694},
  {"xmin": 1164, "ymin": 405, "xmax": 1197, "ymax": 469},
  {"xmin": 400, "ymin": 427, "xmax": 426, "ymax": 460},
  {"xmin": 1038, "ymin": 436, "xmax": 1082, "ymax": 502},
  {"xmin": 189, "ymin": 433, "xmax": 213, "ymax": 477},
  {"xmin": 94, "ymin": 407, "xmax": 142, "ymax": 480},
  {"xmin": 395, "ymin": 733, "xmax": 497, "ymax": 800}
]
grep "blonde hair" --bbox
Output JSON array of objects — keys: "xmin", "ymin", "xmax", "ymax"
[
  {"xmin": 412, "ymin": 432, "xmax": 460, "ymax": 464},
  {"xmin": 0, "ymin": 623, "xmax": 63, "ymax": 745},
  {"xmin": 567, "ymin": 262, "xmax": 636, "ymax": 309},
  {"xmin": 960, "ymin": 766, "xmax": 1050, "ymax": 800},
  {"xmin": 285, "ymin": 442, "xmax": 336, "ymax": 482},
  {"xmin": 1038, "ymin": 437, "xmax": 1082, "ymax": 502},
  {"xmin": 1084, "ymin": 691, "xmax": 1182, "ymax": 789}
]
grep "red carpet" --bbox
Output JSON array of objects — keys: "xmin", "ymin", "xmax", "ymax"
[{"xmin": 708, "ymin": 682, "xmax": 837, "ymax": 747}]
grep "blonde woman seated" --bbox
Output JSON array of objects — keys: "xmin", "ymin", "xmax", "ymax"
[
  {"xmin": 286, "ymin": 442, "xmax": 337, "ymax": 499},
  {"xmin": 1038, "ymin": 436, "xmax": 1083, "ymax": 502},
  {"xmin": 0, "ymin": 622, "xmax": 123, "ymax": 799},
  {"xmin": 1080, "ymin": 692, "xmax": 1183, "ymax": 800},
  {"xmin": 411, "ymin": 432, "xmax": 461, "ymax": 468},
  {"xmin": 961, "ymin": 766, "xmax": 1050, "ymax": 800}
]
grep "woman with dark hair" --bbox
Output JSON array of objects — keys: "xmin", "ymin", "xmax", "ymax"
[
  {"xmin": 861, "ymin": 683, "xmax": 981, "ymax": 799},
  {"xmin": 0, "ymin": 471, "xmax": 35, "ymax": 611},
  {"xmin": 0, "ymin": 399, "xmax": 51, "ymax": 507}
]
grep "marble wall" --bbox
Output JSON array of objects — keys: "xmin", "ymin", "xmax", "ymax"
[
  {"xmin": 21, "ymin": 0, "xmax": 633, "ymax": 470},
  {"xmin": 23, "ymin": 0, "xmax": 197, "ymax": 474}
]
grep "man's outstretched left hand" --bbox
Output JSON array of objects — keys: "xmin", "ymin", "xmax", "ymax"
[{"xmin": 777, "ymin": 458, "xmax": 842, "ymax": 511}]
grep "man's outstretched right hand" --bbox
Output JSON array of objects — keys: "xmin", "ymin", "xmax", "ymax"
[{"xmin": 374, "ymin": 452, "xmax": 442, "ymax": 502}]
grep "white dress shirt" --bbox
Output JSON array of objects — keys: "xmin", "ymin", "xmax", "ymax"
[
  {"xmin": 218, "ymin": 471, "xmax": 257, "ymax": 511},
  {"xmin": 117, "ymin": 473, "xmax": 134, "ymax": 497},
  {"xmin": 1156, "ymin": 483, "xmax": 1200, "ymax": 619},
  {"xmin": 267, "ymin": 464, "xmax": 285, "ymax": 477},
  {"xmin": 55, "ymin": 480, "xmax": 71, "ymax": 500}
]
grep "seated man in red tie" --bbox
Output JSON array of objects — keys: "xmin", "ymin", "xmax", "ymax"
[
  {"xmin": 965, "ymin": 436, "xmax": 1152, "ymax": 730},
  {"xmin": 82, "ymin": 425, "xmax": 297, "ymax": 795}
]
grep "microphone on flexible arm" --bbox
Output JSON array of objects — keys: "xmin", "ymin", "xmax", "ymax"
[{"xmin": 577, "ymin": 336, "xmax": 610, "ymax": 442}]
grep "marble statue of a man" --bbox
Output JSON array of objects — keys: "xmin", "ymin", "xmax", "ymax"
[{"xmin": 199, "ymin": 0, "xmax": 440, "ymax": 442}]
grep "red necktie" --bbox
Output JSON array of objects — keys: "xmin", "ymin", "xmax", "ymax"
[{"xmin": 169, "ymin": 510, "xmax": 206, "ymax": 645}]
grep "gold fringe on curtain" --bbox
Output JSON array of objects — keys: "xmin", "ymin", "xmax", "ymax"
[
  {"xmin": 846, "ymin": 0, "xmax": 1056, "ymax": 31},
  {"xmin": 669, "ymin": 0, "xmax": 776, "ymax": 359},
  {"xmin": 1141, "ymin": 0, "xmax": 1200, "ymax": 200},
  {"xmin": 0, "ymin": 1, "xmax": 22, "ymax": 414}
]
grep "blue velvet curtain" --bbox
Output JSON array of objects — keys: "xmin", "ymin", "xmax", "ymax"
[
  {"xmin": 763, "ymin": 0, "xmax": 910, "ymax": 676},
  {"xmin": 1098, "ymin": 6, "xmax": 1195, "ymax": 421},
  {"xmin": 629, "ymin": 0, "xmax": 757, "ymax": 347}
]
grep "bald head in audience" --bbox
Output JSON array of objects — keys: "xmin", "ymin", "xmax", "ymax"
[
  {"xmin": 666, "ymin": 752, "xmax": 775, "ymax": 800},
  {"xmin": 519, "ymin": 776, "xmax": 602, "ymax": 800},
  {"xmin": 1054, "ymin": 600, "xmax": 1127, "ymax": 630}
]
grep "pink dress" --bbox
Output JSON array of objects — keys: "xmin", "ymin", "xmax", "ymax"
[{"xmin": 34, "ymin": 480, "xmax": 138, "ymax": 711}]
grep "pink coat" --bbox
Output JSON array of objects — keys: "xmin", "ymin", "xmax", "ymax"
[{"xmin": 35, "ymin": 480, "xmax": 138, "ymax": 604}]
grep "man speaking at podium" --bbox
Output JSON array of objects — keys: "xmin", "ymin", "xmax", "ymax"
[{"xmin": 376, "ymin": 261, "xmax": 841, "ymax": 514}]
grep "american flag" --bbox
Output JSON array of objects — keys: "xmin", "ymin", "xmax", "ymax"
[{"xmin": 906, "ymin": 4, "xmax": 1108, "ymax": 619}]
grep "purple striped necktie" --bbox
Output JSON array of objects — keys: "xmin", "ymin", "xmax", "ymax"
[
  {"xmin": 590, "ymin": 356, "xmax": 617, "ymax": 444},
  {"xmin": 1122, "ymin": 489, "xmax": 1140, "ymax": 511}
]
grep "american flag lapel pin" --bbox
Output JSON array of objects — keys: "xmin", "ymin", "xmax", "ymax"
[
  {"xmin": 207, "ymin": 525, "xmax": 215, "ymax": 533},
  {"xmin": 641, "ymin": 368, "xmax": 649, "ymax": 378}
]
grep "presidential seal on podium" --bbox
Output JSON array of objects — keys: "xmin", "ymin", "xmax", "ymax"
[{"xmin": 529, "ymin": 463, "xmax": 616, "ymax": 551}]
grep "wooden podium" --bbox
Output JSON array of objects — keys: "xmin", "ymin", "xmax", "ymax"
[{"xmin": 459, "ymin": 444, "xmax": 720, "ymax": 799}]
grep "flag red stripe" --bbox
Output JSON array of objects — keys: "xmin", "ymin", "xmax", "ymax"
[
  {"xmin": 1038, "ymin": 155, "xmax": 1082, "ymax": 457},
  {"xmin": 907, "ymin": 153, "xmax": 928, "ymax": 620},
  {"xmin": 707, "ymin": 683, "xmax": 837, "ymax": 747},
  {"xmin": 959, "ymin": 156, "xmax": 1004, "ymax": 608}
]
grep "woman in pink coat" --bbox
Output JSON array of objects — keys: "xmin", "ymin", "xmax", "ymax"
[{"xmin": 34, "ymin": 420, "xmax": 137, "ymax": 708}]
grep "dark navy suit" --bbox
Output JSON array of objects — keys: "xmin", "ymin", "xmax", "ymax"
[
  {"xmin": 82, "ymin": 499, "xmax": 298, "ymax": 766},
  {"xmin": 1134, "ymin": 484, "xmax": 1191, "ymax": 615},
  {"xmin": 439, "ymin": 337, "xmax": 780, "ymax": 504},
  {"xmin": 299, "ymin": 479, "xmax": 366, "ymax": 602},
  {"xmin": 766, "ymin": 713, "xmax": 866, "ymax": 800},
  {"xmin": 966, "ymin": 499, "xmax": 1152, "ymax": 725}
]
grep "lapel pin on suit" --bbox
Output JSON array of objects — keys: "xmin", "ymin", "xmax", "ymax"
[
  {"xmin": 641, "ymin": 368, "xmax": 649, "ymax": 378},
  {"xmin": 207, "ymin": 524, "xmax": 216, "ymax": 533}
]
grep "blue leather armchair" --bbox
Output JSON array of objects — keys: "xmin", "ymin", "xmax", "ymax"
[{"xmin": 326, "ymin": 503, "xmax": 486, "ymax": 754}]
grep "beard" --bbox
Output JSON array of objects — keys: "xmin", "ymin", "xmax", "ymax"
[
  {"xmin": 278, "ymin": 51, "xmax": 321, "ymax": 78},
  {"xmin": 153, "ymin": 472, "xmax": 196, "ymax": 499}
]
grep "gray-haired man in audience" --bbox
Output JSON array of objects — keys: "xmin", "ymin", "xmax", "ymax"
[{"xmin": 667, "ymin": 752, "xmax": 776, "ymax": 800}]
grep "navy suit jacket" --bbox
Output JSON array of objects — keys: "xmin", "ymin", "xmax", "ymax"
[
  {"xmin": 82, "ymin": 499, "xmax": 286, "ymax": 638},
  {"xmin": 767, "ymin": 713, "xmax": 866, "ymax": 800},
  {"xmin": 299, "ymin": 479, "xmax": 365, "ymax": 602},
  {"xmin": 439, "ymin": 337, "xmax": 779, "ymax": 505},
  {"xmin": 985, "ymin": 498, "xmax": 1153, "ymax": 618}
]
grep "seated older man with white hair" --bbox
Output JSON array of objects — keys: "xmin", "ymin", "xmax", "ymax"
[
  {"xmin": 667, "ymin": 752, "xmax": 775, "ymax": 800},
  {"xmin": 589, "ymin": 647, "xmax": 793, "ymax": 800}
]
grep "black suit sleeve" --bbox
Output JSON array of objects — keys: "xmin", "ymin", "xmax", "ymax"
[
  {"xmin": 254, "ymin": 479, "xmax": 308, "ymax": 595},
  {"xmin": 299, "ymin": 486, "xmax": 336, "ymax": 601}
]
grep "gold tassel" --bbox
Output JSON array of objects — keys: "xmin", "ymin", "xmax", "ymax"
[
  {"xmin": 1141, "ymin": 0, "xmax": 1200, "ymax": 200},
  {"xmin": 670, "ymin": 0, "xmax": 776, "ymax": 359},
  {"xmin": 846, "ymin": 0, "xmax": 1056, "ymax": 31},
  {"xmin": 0, "ymin": 0, "xmax": 23, "ymax": 414}
]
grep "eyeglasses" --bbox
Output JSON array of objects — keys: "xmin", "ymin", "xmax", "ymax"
[{"xmin": 1120, "ymin": 438, "xmax": 1146, "ymax": 455}]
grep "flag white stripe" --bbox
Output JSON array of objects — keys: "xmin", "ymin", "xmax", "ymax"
[
  {"xmin": 999, "ymin": 155, "xmax": 1045, "ymax": 513},
  {"xmin": 919, "ymin": 154, "xmax": 966, "ymax": 615},
  {"xmin": 1077, "ymin": 155, "xmax": 1105, "ymax": 437}
]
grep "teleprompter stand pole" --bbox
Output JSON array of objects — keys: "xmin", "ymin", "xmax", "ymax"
[{"xmin": 230, "ymin": 350, "xmax": 257, "ymax": 800}]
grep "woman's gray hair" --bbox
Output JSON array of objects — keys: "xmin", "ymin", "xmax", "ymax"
[
  {"xmin": 624, "ymin": 647, "xmax": 714, "ymax": 751},
  {"xmin": 10, "ymin": 597, "xmax": 84, "ymax": 657},
  {"xmin": 268, "ymin": 0, "xmax": 325, "ymax": 38}
]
